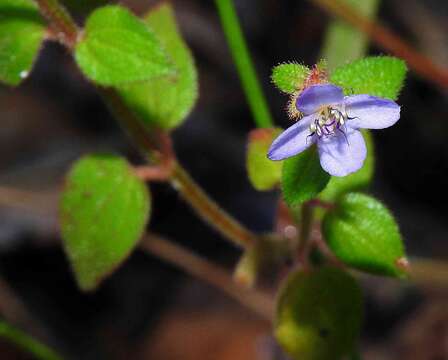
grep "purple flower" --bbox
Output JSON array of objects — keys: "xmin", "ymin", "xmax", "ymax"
[{"xmin": 268, "ymin": 84, "xmax": 400, "ymax": 176}]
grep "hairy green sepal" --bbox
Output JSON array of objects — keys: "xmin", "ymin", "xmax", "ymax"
[
  {"xmin": 0, "ymin": 0, "xmax": 45, "ymax": 86},
  {"xmin": 275, "ymin": 267, "xmax": 363, "ymax": 360},
  {"xmin": 323, "ymin": 193, "xmax": 407, "ymax": 277},
  {"xmin": 60, "ymin": 154, "xmax": 151, "ymax": 291},
  {"xmin": 271, "ymin": 63, "xmax": 310, "ymax": 94},
  {"xmin": 330, "ymin": 56, "xmax": 407, "ymax": 100},
  {"xmin": 75, "ymin": 5, "xmax": 174, "ymax": 86}
]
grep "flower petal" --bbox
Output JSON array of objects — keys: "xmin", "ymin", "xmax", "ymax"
[
  {"xmin": 268, "ymin": 115, "xmax": 314, "ymax": 160},
  {"xmin": 344, "ymin": 95, "xmax": 400, "ymax": 129},
  {"xmin": 317, "ymin": 129, "xmax": 366, "ymax": 177},
  {"xmin": 296, "ymin": 84, "xmax": 344, "ymax": 115}
]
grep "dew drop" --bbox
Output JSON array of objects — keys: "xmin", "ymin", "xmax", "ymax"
[{"xmin": 19, "ymin": 70, "xmax": 29, "ymax": 79}]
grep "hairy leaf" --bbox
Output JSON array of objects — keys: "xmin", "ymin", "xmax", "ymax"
[
  {"xmin": 75, "ymin": 5, "xmax": 173, "ymax": 86},
  {"xmin": 60, "ymin": 154, "xmax": 151, "ymax": 290},
  {"xmin": 330, "ymin": 56, "xmax": 407, "ymax": 100},
  {"xmin": 323, "ymin": 193, "xmax": 407, "ymax": 277}
]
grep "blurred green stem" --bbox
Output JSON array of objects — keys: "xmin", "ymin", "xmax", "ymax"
[
  {"xmin": 320, "ymin": 0, "xmax": 379, "ymax": 71},
  {"xmin": 214, "ymin": 0, "xmax": 273, "ymax": 128},
  {"xmin": 0, "ymin": 321, "xmax": 62, "ymax": 360}
]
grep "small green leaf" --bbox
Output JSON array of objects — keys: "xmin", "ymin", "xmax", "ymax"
[
  {"xmin": 0, "ymin": 0, "xmax": 46, "ymax": 86},
  {"xmin": 271, "ymin": 63, "xmax": 310, "ymax": 94},
  {"xmin": 119, "ymin": 3, "xmax": 198, "ymax": 130},
  {"xmin": 246, "ymin": 128, "xmax": 283, "ymax": 191},
  {"xmin": 330, "ymin": 56, "xmax": 407, "ymax": 100},
  {"xmin": 275, "ymin": 266, "xmax": 363, "ymax": 360},
  {"xmin": 322, "ymin": 193, "xmax": 407, "ymax": 277},
  {"xmin": 319, "ymin": 130, "xmax": 374, "ymax": 203},
  {"xmin": 75, "ymin": 5, "xmax": 174, "ymax": 86},
  {"xmin": 60, "ymin": 154, "xmax": 151, "ymax": 291},
  {"xmin": 282, "ymin": 147, "xmax": 331, "ymax": 207}
]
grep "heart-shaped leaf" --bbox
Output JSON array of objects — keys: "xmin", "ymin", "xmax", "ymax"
[
  {"xmin": 60, "ymin": 154, "xmax": 151, "ymax": 290},
  {"xmin": 75, "ymin": 5, "xmax": 174, "ymax": 86}
]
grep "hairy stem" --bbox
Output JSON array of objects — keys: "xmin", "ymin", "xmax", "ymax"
[
  {"xmin": 171, "ymin": 163, "xmax": 257, "ymax": 249},
  {"xmin": 34, "ymin": 0, "xmax": 79, "ymax": 48},
  {"xmin": 214, "ymin": 0, "xmax": 274, "ymax": 128},
  {"xmin": 141, "ymin": 233, "xmax": 274, "ymax": 321}
]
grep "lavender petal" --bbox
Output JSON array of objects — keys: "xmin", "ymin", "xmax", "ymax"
[
  {"xmin": 317, "ymin": 129, "xmax": 367, "ymax": 177},
  {"xmin": 268, "ymin": 115, "xmax": 314, "ymax": 160},
  {"xmin": 296, "ymin": 84, "xmax": 344, "ymax": 115},
  {"xmin": 344, "ymin": 95, "xmax": 400, "ymax": 129}
]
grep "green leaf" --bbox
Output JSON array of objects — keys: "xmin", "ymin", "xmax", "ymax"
[
  {"xmin": 119, "ymin": 3, "xmax": 198, "ymax": 130},
  {"xmin": 281, "ymin": 147, "xmax": 331, "ymax": 207},
  {"xmin": 246, "ymin": 128, "xmax": 283, "ymax": 191},
  {"xmin": 271, "ymin": 63, "xmax": 310, "ymax": 94},
  {"xmin": 60, "ymin": 154, "xmax": 151, "ymax": 291},
  {"xmin": 330, "ymin": 56, "xmax": 407, "ymax": 100},
  {"xmin": 75, "ymin": 5, "xmax": 174, "ymax": 86},
  {"xmin": 319, "ymin": 130, "xmax": 374, "ymax": 203},
  {"xmin": 0, "ymin": 0, "xmax": 46, "ymax": 86},
  {"xmin": 275, "ymin": 266, "xmax": 363, "ymax": 360},
  {"xmin": 322, "ymin": 193, "xmax": 407, "ymax": 277}
]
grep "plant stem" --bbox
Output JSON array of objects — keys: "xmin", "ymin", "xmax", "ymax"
[
  {"xmin": 296, "ymin": 202, "xmax": 314, "ymax": 265},
  {"xmin": 101, "ymin": 87, "xmax": 257, "ymax": 249},
  {"xmin": 0, "ymin": 321, "xmax": 62, "ymax": 360},
  {"xmin": 170, "ymin": 163, "xmax": 256, "ymax": 249},
  {"xmin": 311, "ymin": 0, "xmax": 448, "ymax": 89},
  {"xmin": 141, "ymin": 233, "xmax": 274, "ymax": 321},
  {"xmin": 34, "ymin": 0, "xmax": 79, "ymax": 48},
  {"xmin": 214, "ymin": 0, "xmax": 274, "ymax": 128}
]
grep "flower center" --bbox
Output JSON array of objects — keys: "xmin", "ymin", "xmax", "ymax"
[{"xmin": 309, "ymin": 106, "xmax": 347, "ymax": 138}]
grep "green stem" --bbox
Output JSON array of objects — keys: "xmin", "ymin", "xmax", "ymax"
[
  {"xmin": 214, "ymin": 0, "xmax": 273, "ymax": 128},
  {"xmin": 0, "ymin": 321, "xmax": 62, "ymax": 360},
  {"xmin": 296, "ymin": 202, "xmax": 314, "ymax": 263}
]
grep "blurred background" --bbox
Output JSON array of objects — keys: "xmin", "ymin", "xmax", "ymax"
[{"xmin": 0, "ymin": 0, "xmax": 448, "ymax": 359}]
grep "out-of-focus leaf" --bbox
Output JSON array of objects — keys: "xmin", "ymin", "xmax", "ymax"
[
  {"xmin": 246, "ymin": 128, "xmax": 283, "ymax": 191},
  {"xmin": 275, "ymin": 266, "xmax": 363, "ymax": 360},
  {"xmin": 0, "ymin": 0, "xmax": 45, "ymax": 86},
  {"xmin": 119, "ymin": 3, "xmax": 198, "ymax": 130}
]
